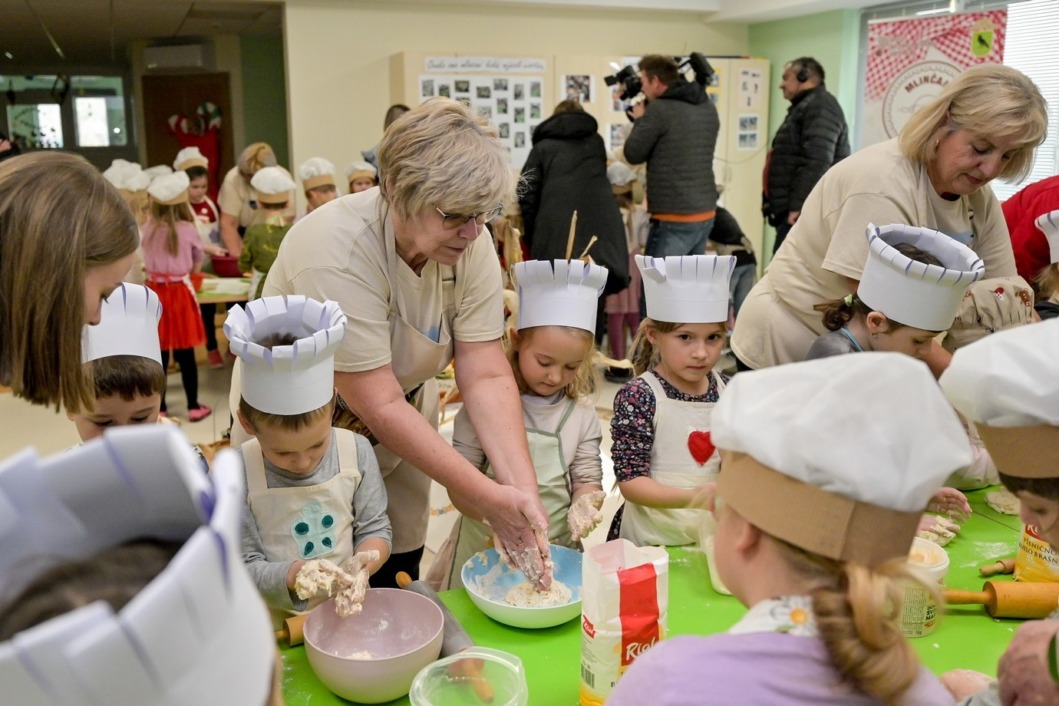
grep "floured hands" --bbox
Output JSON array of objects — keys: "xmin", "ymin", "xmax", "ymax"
[
  {"xmin": 484, "ymin": 485, "xmax": 553, "ymax": 591},
  {"xmin": 568, "ymin": 490, "xmax": 607, "ymax": 543},
  {"xmin": 293, "ymin": 551, "xmax": 380, "ymax": 617},
  {"xmin": 917, "ymin": 513, "xmax": 962, "ymax": 546},
  {"xmin": 928, "ymin": 487, "xmax": 972, "ymax": 523}
]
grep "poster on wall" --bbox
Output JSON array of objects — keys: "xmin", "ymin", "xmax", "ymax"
[
  {"xmin": 419, "ymin": 74, "xmax": 544, "ymax": 168},
  {"xmin": 737, "ymin": 114, "xmax": 759, "ymax": 151},
  {"xmin": 862, "ymin": 11, "xmax": 1006, "ymax": 146},
  {"xmin": 562, "ymin": 75, "xmax": 593, "ymax": 104}
]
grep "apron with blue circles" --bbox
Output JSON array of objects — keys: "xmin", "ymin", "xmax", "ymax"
[{"xmin": 243, "ymin": 430, "xmax": 361, "ymax": 565}]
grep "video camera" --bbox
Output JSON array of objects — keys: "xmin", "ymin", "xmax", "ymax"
[{"xmin": 605, "ymin": 52, "xmax": 715, "ymax": 102}]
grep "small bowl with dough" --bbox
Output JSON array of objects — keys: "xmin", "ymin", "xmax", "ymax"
[
  {"xmin": 304, "ymin": 588, "xmax": 444, "ymax": 703},
  {"xmin": 461, "ymin": 545, "xmax": 583, "ymax": 629}
]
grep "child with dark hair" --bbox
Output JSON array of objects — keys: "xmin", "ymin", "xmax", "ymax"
[{"xmin": 941, "ymin": 319, "xmax": 1059, "ymax": 705}]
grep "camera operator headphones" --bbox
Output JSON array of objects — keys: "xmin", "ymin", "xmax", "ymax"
[{"xmin": 796, "ymin": 65, "xmax": 809, "ymax": 83}]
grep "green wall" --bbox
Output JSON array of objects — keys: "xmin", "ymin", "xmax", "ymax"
[
  {"xmin": 748, "ymin": 8, "xmax": 860, "ymax": 257},
  {"xmin": 240, "ymin": 35, "xmax": 290, "ymax": 168}
]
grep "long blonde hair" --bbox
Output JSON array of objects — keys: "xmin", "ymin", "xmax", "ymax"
[
  {"xmin": 773, "ymin": 537, "xmax": 934, "ymax": 705},
  {"xmin": 507, "ymin": 325, "xmax": 597, "ymax": 400},
  {"xmin": 0, "ymin": 152, "xmax": 139, "ymax": 411}
]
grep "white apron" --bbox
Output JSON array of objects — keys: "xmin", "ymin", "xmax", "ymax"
[
  {"xmin": 435, "ymin": 398, "xmax": 577, "ymax": 589},
  {"xmin": 620, "ymin": 371, "xmax": 726, "ymax": 547}
]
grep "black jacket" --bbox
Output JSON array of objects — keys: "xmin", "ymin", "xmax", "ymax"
[
  {"xmin": 764, "ymin": 83, "xmax": 850, "ymax": 225},
  {"xmin": 623, "ymin": 79, "xmax": 719, "ymax": 215},
  {"xmin": 518, "ymin": 111, "xmax": 629, "ymax": 294}
]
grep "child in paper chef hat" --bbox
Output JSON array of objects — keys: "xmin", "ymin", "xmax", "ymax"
[
  {"xmin": 345, "ymin": 160, "xmax": 378, "ymax": 194},
  {"xmin": 103, "ymin": 158, "xmax": 152, "ymax": 226},
  {"xmin": 241, "ymin": 166, "xmax": 297, "ymax": 300},
  {"xmin": 603, "ymin": 162, "xmax": 648, "ymax": 363},
  {"xmin": 432, "ymin": 260, "xmax": 608, "ymax": 590},
  {"xmin": 142, "ymin": 171, "xmax": 212, "ymax": 423},
  {"xmin": 608, "ymin": 254, "xmax": 735, "ymax": 547},
  {"xmin": 0, "ymin": 426, "xmax": 279, "ymax": 705},
  {"xmin": 807, "ymin": 223, "xmax": 985, "ymax": 363},
  {"xmin": 226, "ymin": 296, "xmax": 391, "ymax": 618},
  {"xmin": 1031, "ymin": 209, "xmax": 1059, "ymax": 320},
  {"xmin": 610, "ymin": 353, "xmax": 970, "ymax": 705},
  {"xmin": 940, "ymin": 319, "xmax": 1059, "ymax": 705},
  {"xmin": 298, "ymin": 156, "xmax": 338, "ymax": 213},
  {"xmin": 68, "ymin": 283, "xmax": 210, "ymax": 472}
]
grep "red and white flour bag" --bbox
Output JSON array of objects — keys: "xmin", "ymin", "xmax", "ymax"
[{"xmin": 579, "ymin": 539, "xmax": 668, "ymax": 705}]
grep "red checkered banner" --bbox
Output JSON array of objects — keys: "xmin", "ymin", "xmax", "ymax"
[{"xmin": 862, "ymin": 10, "xmax": 1006, "ymax": 146}]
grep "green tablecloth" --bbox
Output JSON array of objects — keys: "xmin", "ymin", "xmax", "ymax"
[{"xmin": 281, "ymin": 488, "xmax": 1023, "ymax": 705}]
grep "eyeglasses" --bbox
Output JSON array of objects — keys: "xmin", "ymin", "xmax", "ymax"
[{"xmin": 434, "ymin": 204, "xmax": 503, "ymax": 229}]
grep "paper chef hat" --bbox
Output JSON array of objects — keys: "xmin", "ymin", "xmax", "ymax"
[
  {"xmin": 858, "ymin": 223, "xmax": 985, "ymax": 332},
  {"xmin": 82, "ymin": 284, "xmax": 163, "ymax": 366},
  {"xmin": 607, "ymin": 162, "xmax": 636, "ymax": 193},
  {"xmin": 514, "ymin": 260, "xmax": 608, "ymax": 333},
  {"xmin": 299, "ymin": 157, "xmax": 337, "ymax": 191},
  {"xmin": 143, "ymin": 164, "xmax": 173, "ymax": 179},
  {"xmin": 103, "ymin": 159, "xmax": 150, "ymax": 194},
  {"xmin": 637, "ymin": 254, "xmax": 735, "ymax": 324},
  {"xmin": 713, "ymin": 353, "xmax": 970, "ymax": 567},
  {"xmin": 940, "ymin": 318, "xmax": 1059, "ymax": 479},
  {"xmin": 0, "ymin": 426, "xmax": 275, "ymax": 705},
  {"xmin": 346, "ymin": 160, "xmax": 377, "ymax": 184},
  {"xmin": 147, "ymin": 171, "xmax": 190, "ymax": 206},
  {"xmin": 173, "ymin": 146, "xmax": 208, "ymax": 171},
  {"xmin": 1035, "ymin": 209, "xmax": 1059, "ymax": 265},
  {"xmin": 225, "ymin": 295, "xmax": 346, "ymax": 415},
  {"xmin": 250, "ymin": 166, "xmax": 295, "ymax": 205}
]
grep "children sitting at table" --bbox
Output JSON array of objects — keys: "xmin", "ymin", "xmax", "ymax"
[
  {"xmin": 609, "ymin": 254, "xmax": 734, "ymax": 547},
  {"xmin": 435, "ymin": 260, "xmax": 607, "ymax": 589},
  {"xmin": 226, "ymin": 295, "xmax": 391, "ymax": 619},
  {"xmin": 298, "ymin": 157, "xmax": 339, "ymax": 215},
  {"xmin": 69, "ymin": 283, "xmax": 209, "ymax": 472},
  {"xmin": 240, "ymin": 167, "xmax": 297, "ymax": 300},
  {"xmin": 609, "ymin": 352, "xmax": 970, "ymax": 705},
  {"xmin": 941, "ymin": 318, "xmax": 1059, "ymax": 705}
]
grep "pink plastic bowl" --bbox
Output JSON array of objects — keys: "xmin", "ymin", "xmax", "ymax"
[{"xmin": 304, "ymin": 589, "xmax": 445, "ymax": 704}]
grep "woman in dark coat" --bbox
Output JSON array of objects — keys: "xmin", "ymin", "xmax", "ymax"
[{"xmin": 519, "ymin": 101, "xmax": 629, "ymax": 332}]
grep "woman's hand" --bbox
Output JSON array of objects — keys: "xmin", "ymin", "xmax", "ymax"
[{"xmin": 485, "ymin": 484, "xmax": 553, "ymax": 590}]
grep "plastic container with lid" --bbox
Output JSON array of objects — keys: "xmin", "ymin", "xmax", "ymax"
[{"xmin": 409, "ymin": 647, "xmax": 528, "ymax": 706}]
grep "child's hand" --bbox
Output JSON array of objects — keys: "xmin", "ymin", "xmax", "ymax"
[
  {"xmin": 927, "ymin": 487, "xmax": 972, "ymax": 523},
  {"xmin": 335, "ymin": 550, "xmax": 379, "ymax": 617},
  {"xmin": 204, "ymin": 244, "xmax": 227, "ymax": 256},
  {"xmin": 917, "ymin": 513, "xmax": 961, "ymax": 546},
  {"xmin": 568, "ymin": 490, "xmax": 607, "ymax": 542}
]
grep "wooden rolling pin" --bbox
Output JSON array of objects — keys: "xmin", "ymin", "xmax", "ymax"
[
  {"xmin": 979, "ymin": 558, "xmax": 1017, "ymax": 577},
  {"xmin": 944, "ymin": 581, "xmax": 1059, "ymax": 619},
  {"xmin": 396, "ymin": 572, "xmax": 494, "ymax": 704},
  {"xmin": 276, "ymin": 613, "xmax": 308, "ymax": 646}
]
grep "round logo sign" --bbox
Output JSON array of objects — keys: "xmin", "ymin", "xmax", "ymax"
[{"xmin": 882, "ymin": 61, "xmax": 962, "ymax": 138}]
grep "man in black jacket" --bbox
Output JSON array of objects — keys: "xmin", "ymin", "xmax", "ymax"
[
  {"xmin": 763, "ymin": 57, "xmax": 850, "ymax": 254},
  {"xmin": 0, "ymin": 132, "xmax": 20, "ymax": 164},
  {"xmin": 624, "ymin": 55, "xmax": 720, "ymax": 267}
]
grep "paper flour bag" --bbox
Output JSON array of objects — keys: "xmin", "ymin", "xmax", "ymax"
[{"xmin": 579, "ymin": 539, "xmax": 668, "ymax": 705}]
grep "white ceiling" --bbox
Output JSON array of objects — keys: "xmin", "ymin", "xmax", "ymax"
[
  {"xmin": 0, "ymin": 0, "xmax": 878, "ymax": 68},
  {"xmin": 0, "ymin": 0, "xmax": 282, "ymax": 67}
]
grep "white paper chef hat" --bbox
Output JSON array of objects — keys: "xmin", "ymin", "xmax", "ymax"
[
  {"xmin": 250, "ymin": 166, "xmax": 295, "ymax": 205},
  {"xmin": 858, "ymin": 223, "xmax": 985, "ymax": 332},
  {"xmin": 637, "ymin": 254, "xmax": 735, "ymax": 324},
  {"xmin": 713, "ymin": 352, "xmax": 970, "ymax": 567},
  {"xmin": 514, "ymin": 260, "xmax": 608, "ymax": 333},
  {"xmin": 0, "ymin": 426, "xmax": 275, "ymax": 706},
  {"xmin": 940, "ymin": 318, "xmax": 1059, "ymax": 479},
  {"xmin": 143, "ymin": 164, "xmax": 173, "ymax": 179},
  {"xmin": 102, "ymin": 159, "xmax": 140, "ymax": 188},
  {"xmin": 225, "ymin": 295, "xmax": 346, "ymax": 415},
  {"xmin": 299, "ymin": 157, "xmax": 337, "ymax": 191},
  {"xmin": 147, "ymin": 171, "xmax": 190, "ymax": 206},
  {"xmin": 346, "ymin": 160, "xmax": 377, "ymax": 183},
  {"xmin": 82, "ymin": 284, "xmax": 163, "ymax": 366},
  {"xmin": 173, "ymin": 146, "xmax": 208, "ymax": 171},
  {"xmin": 1035, "ymin": 209, "xmax": 1059, "ymax": 265},
  {"xmin": 124, "ymin": 170, "xmax": 152, "ymax": 193},
  {"xmin": 607, "ymin": 162, "xmax": 636, "ymax": 193}
]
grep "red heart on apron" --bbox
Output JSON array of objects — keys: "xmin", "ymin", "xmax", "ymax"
[{"xmin": 688, "ymin": 431, "xmax": 715, "ymax": 466}]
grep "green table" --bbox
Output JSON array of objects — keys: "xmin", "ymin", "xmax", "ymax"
[{"xmin": 281, "ymin": 488, "xmax": 1022, "ymax": 705}]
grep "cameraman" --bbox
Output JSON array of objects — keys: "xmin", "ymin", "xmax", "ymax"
[{"xmin": 623, "ymin": 54, "xmax": 720, "ymax": 264}]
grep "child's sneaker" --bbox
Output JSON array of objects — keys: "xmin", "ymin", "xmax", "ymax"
[
  {"xmin": 207, "ymin": 349, "xmax": 224, "ymax": 369},
  {"xmin": 188, "ymin": 405, "xmax": 212, "ymax": 423}
]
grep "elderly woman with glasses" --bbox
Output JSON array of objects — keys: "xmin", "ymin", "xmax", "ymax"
[
  {"xmin": 241, "ymin": 98, "xmax": 552, "ymax": 589},
  {"xmin": 732, "ymin": 64, "xmax": 1048, "ymax": 374}
]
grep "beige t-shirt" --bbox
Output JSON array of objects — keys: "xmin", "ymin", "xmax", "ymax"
[
  {"xmin": 217, "ymin": 166, "xmax": 296, "ymax": 227},
  {"xmin": 262, "ymin": 189, "xmax": 503, "ymax": 377},
  {"xmin": 766, "ymin": 138, "xmax": 1014, "ymax": 332}
]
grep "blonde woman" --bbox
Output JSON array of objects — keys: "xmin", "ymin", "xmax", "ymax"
[
  {"xmin": 0, "ymin": 152, "xmax": 139, "ymax": 411},
  {"xmin": 217, "ymin": 142, "xmax": 295, "ymax": 256},
  {"xmin": 240, "ymin": 98, "xmax": 551, "ymax": 589},
  {"xmin": 733, "ymin": 64, "xmax": 1047, "ymax": 371}
]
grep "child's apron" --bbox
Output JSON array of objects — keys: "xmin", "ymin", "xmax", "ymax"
[{"xmin": 620, "ymin": 371, "xmax": 725, "ymax": 547}]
